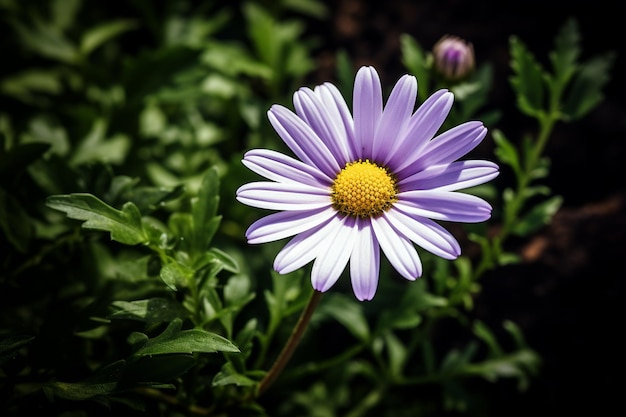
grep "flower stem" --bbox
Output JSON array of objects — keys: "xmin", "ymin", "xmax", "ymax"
[{"xmin": 256, "ymin": 289, "xmax": 323, "ymax": 396}]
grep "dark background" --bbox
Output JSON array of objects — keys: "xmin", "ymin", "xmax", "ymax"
[{"xmin": 310, "ymin": 1, "xmax": 626, "ymax": 415}]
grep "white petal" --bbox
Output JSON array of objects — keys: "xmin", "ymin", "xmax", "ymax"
[
  {"xmin": 373, "ymin": 74, "xmax": 417, "ymax": 162},
  {"xmin": 385, "ymin": 90, "xmax": 454, "ymax": 170},
  {"xmin": 314, "ymin": 83, "xmax": 357, "ymax": 160},
  {"xmin": 311, "ymin": 215, "xmax": 357, "ymax": 292},
  {"xmin": 353, "ymin": 66, "xmax": 383, "ymax": 159},
  {"xmin": 245, "ymin": 207, "xmax": 337, "ymax": 244},
  {"xmin": 294, "ymin": 87, "xmax": 352, "ymax": 164},
  {"xmin": 397, "ymin": 190, "xmax": 493, "ymax": 222},
  {"xmin": 398, "ymin": 160, "xmax": 499, "ymax": 192},
  {"xmin": 268, "ymin": 105, "xmax": 341, "ymax": 177},
  {"xmin": 274, "ymin": 215, "xmax": 341, "ymax": 274},
  {"xmin": 384, "ymin": 209, "xmax": 460, "ymax": 259},
  {"xmin": 242, "ymin": 149, "xmax": 332, "ymax": 186},
  {"xmin": 371, "ymin": 216, "xmax": 422, "ymax": 280},
  {"xmin": 350, "ymin": 218, "xmax": 380, "ymax": 301},
  {"xmin": 236, "ymin": 182, "xmax": 330, "ymax": 211},
  {"xmin": 399, "ymin": 121, "xmax": 487, "ymax": 177}
]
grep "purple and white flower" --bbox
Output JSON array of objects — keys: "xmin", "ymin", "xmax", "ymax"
[{"xmin": 237, "ymin": 66, "xmax": 498, "ymax": 301}]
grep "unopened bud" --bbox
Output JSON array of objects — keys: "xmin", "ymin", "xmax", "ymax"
[{"xmin": 433, "ymin": 35, "xmax": 475, "ymax": 81}]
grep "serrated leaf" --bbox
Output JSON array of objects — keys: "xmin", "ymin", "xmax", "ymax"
[
  {"xmin": 562, "ymin": 52, "xmax": 615, "ymax": 120},
  {"xmin": 46, "ymin": 194, "xmax": 147, "ymax": 245},
  {"xmin": 549, "ymin": 18, "xmax": 580, "ymax": 87},
  {"xmin": 131, "ymin": 318, "xmax": 239, "ymax": 357},
  {"xmin": 509, "ymin": 36, "xmax": 546, "ymax": 117}
]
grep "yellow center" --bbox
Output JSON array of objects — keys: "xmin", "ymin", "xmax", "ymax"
[{"xmin": 331, "ymin": 159, "xmax": 398, "ymax": 218}]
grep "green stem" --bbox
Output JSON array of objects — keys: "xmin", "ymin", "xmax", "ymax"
[{"xmin": 256, "ymin": 290, "xmax": 323, "ymax": 396}]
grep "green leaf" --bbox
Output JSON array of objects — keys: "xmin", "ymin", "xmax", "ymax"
[
  {"xmin": 509, "ymin": 36, "xmax": 546, "ymax": 117},
  {"xmin": 108, "ymin": 298, "xmax": 186, "ymax": 325},
  {"xmin": 562, "ymin": 52, "xmax": 615, "ymax": 121},
  {"xmin": 400, "ymin": 34, "xmax": 431, "ymax": 101},
  {"xmin": 549, "ymin": 18, "xmax": 580, "ymax": 88},
  {"xmin": 512, "ymin": 195, "xmax": 563, "ymax": 237},
  {"xmin": 131, "ymin": 318, "xmax": 239, "ymax": 357},
  {"xmin": 80, "ymin": 19, "xmax": 137, "ymax": 56},
  {"xmin": 46, "ymin": 193, "xmax": 147, "ymax": 245},
  {"xmin": 224, "ymin": 274, "xmax": 252, "ymax": 306},
  {"xmin": 47, "ymin": 360, "xmax": 127, "ymax": 400},
  {"xmin": 160, "ymin": 256, "xmax": 194, "ymax": 290},
  {"xmin": 0, "ymin": 69, "xmax": 63, "ymax": 102},
  {"xmin": 51, "ymin": 0, "xmax": 82, "ymax": 32},
  {"xmin": 0, "ymin": 334, "xmax": 35, "ymax": 365},
  {"xmin": 317, "ymin": 293, "xmax": 370, "ymax": 342},
  {"xmin": 492, "ymin": 129, "xmax": 521, "ymax": 175},
  {"xmin": 10, "ymin": 19, "xmax": 78, "ymax": 64},
  {"xmin": 282, "ymin": 0, "xmax": 328, "ymax": 19},
  {"xmin": 191, "ymin": 168, "xmax": 220, "ymax": 254},
  {"xmin": 213, "ymin": 362, "xmax": 256, "ymax": 387},
  {"xmin": 207, "ymin": 247, "xmax": 240, "ymax": 274},
  {"xmin": 473, "ymin": 321, "xmax": 503, "ymax": 357},
  {"xmin": 121, "ymin": 355, "xmax": 196, "ymax": 386},
  {"xmin": 71, "ymin": 118, "xmax": 130, "ymax": 166},
  {"xmin": 384, "ymin": 332, "xmax": 408, "ymax": 379}
]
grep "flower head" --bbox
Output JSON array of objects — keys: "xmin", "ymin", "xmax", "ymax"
[
  {"xmin": 236, "ymin": 66, "xmax": 498, "ymax": 301},
  {"xmin": 433, "ymin": 35, "xmax": 475, "ymax": 81}
]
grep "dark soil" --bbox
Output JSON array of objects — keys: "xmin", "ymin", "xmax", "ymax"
[{"xmin": 311, "ymin": 1, "xmax": 626, "ymax": 415}]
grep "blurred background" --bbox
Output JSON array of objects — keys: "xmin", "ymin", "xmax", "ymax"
[{"xmin": 2, "ymin": 0, "xmax": 624, "ymax": 415}]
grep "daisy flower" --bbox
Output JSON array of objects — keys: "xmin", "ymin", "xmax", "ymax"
[{"xmin": 236, "ymin": 66, "xmax": 498, "ymax": 301}]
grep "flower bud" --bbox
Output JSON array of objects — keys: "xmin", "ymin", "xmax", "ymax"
[{"xmin": 433, "ymin": 35, "xmax": 475, "ymax": 81}]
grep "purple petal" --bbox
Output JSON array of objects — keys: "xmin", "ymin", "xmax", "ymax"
[
  {"xmin": 373, "ymin": 74, "xmax": 417, "ymax": 162},
  {"xmin": 396, "ymin": 190, "xmax": 493, "ymax": 222},
  {"xmin": 268, "ymin": 105, "xmax": 341, "ymax": 177},
  {"xmin": 242, "ymin": 149, "xmax": 332, "ymax": 186},
  {"xmin": 274, "ymin": 215, "xmax": 341, "ymax": 274},
  {"xmin": 399, "ymin": 121, "xmax": 487, "ymax": 178},
  {"xmin": 385, "ymin": 209, "xmax": 460, "ymax": 259},
  {"xmin": 371, "ymin": 216, "xmax": 422, "ymax": 280},
  {"xmin": 385, "ymin": 90, "xmax": 454, "ymax": 170},
  {"xmin": 353, "ymin": 66, "xmax": 383, "ymax": 159},
  {"xmin": 350, "ymin": 218, "xmax": 380, "ymax": 301},
  {"xmin": 245, "ymin": 206, "xmax": 337, "ymax": 244},
  {"xmin": 311, "ymin": 216, "xmax": 357, "ymax": 292},
  {"xmin": 294, "ymin": 86, "xmax": 352, "ymax": 164},
  {"xmin": 398, "ymin": 160, "xmax": 499, "ymax": 191},
  {"xmin": 236, "ymin": 182, "xmax": 330, "ymax": 211},
  {"xmin": 314, "ymin": 83, "xmax": 357, "ymax": 160}
]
